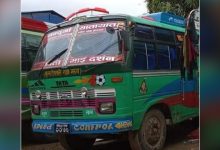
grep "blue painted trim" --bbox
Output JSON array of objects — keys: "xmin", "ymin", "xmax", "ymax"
[
  {"xmin": 145, "ymin": 78, "xmax": 196, "ymax": 103},
  {"xmin": 32, "ymin": 118, "xmax": 133, "ymax": 134}
]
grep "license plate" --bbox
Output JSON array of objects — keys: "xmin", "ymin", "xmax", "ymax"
[{"xmin": 55, "ymin": 124, "xmax": 70, "ymax": 133}]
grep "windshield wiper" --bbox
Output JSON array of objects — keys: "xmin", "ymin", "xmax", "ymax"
[
  {"xmin": 38, "ymin": 48, "xmax": 68, "ymax": 79},
  {"xmin": 47, "ymin": 48, "xmax": 68, "ymax": 65}
]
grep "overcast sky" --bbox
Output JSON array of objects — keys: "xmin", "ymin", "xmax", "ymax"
[{"xmin": 21, "ymin": 0, "xmax": 148, "ymax": 17}]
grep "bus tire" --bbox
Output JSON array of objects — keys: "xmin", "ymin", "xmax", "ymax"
[
  {"xmin": 58, "ymin": 134, "xmax": 95, "ymax": 150},
  {"xmin": 129, "ymin": 109, "xmax": 166, "ymax": 150}
]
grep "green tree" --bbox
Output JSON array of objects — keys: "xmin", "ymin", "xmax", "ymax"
[{"xmin": 145, "ymin": 0, "xmax": 199, "ymax": 17}]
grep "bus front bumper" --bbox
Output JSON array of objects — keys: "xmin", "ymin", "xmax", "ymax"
[{"xmin": 32, "ymin": 118, "xmax": 132, "ymax": 134}]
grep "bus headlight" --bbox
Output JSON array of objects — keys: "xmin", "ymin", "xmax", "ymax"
[
  {"xmin": 32, "ymin": 104, "xmax": 41, "ymax": 115},
  {"xmin": 99, "ymin": 102, "xmax": 115, "ymax": 114}
]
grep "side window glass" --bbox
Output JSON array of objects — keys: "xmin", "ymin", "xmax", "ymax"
[
  {"xmin": 146, "ymin": 43, "xmax": 156, "ymax": 70},
  {"xmin": 157, "ymin": 44, "xmax": 180, "ymax": 70},
  {"xmin": 133, "ymin": 41, "xmax": 147, "ymax": 70},
  {"xmin": 135, "ymin": 25, "xmax": 154, "ymax": 40},
  {"xmin": 170, "ymin": 46, "xmax": 180, "ymax": 69},
  {"xmin": 133, "ymin": 41, "xmax": 156, "ymax": 70},
  {"xmin": 22, "ymin": 33, "xmax": 42, "ymax": 72},
  {"xmin": 157, "ymin": 44, "xmax": 170, "ymax": 69},
  {"xmin": 155, "ymin": 28, "xmax": 174, "ymax": 43}
]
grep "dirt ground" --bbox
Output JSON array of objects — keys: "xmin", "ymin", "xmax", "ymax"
[
  {"xmin": 22, "ymin": 120, "xmax": 199, "ymax": 150},
  {"xmin": 22, "ymin": 140, "xmax": 198, "ymax": 150}
]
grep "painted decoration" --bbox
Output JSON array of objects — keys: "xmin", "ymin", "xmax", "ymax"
[
  {"xmin": 32, "ymin": 55, "xmax": 122, "ymax": 70},
  {"xmin": 74, "ymin": 77, "xmax": 90, "ymax": 84},
  {"xmin": 140, "ymin": 80, "xmax": 147, "ymax": 94},
  {"xmin": 73, "ymin": 74, "xmax": 106, "ymax": 86},
  {"xmin": 67, "ymin": 55, "xmax": 122, "ymax": 66},
  {"xmin": 47, "ymin": 27, "xmax": 73, "ymax": 39},
  {"xmin": 96, "ymin": 75, "xmax": 105, "ymax": 86},
  {"xmin": 32, "ymin": 118, "xmax": 132, "ymax": 134},
  {"xmin": 89, "ymin": 75, "xmax": 97, "ymax": 86},
  {"xmin": 78, "ymin": 21, "xmax": 125, "ymax": 34}
]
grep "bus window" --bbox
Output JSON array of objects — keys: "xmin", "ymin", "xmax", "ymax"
[
  {"xmin": 22, "ymin": 33, "xmax": 42, "ymax": 72},
  {"xmin": 133, "ymin": 41, "xmax": 156, "ymax": 70},
  {"xmin": 155, "ymin": 28, "xmax": 174, "ymax": 43},
  {"xmin": 147, "ymin": 43, "xmax": 157, "ymax": 70},
  {"xmin": 133, "ymin": 41, "xmax": 147, "ymax": 70},
  {"xmin": 157, "ymin": 44, "xmax": 170, "ymax": 69},
  {"xmin": 135, "ymin": 25, "xmax": 154, "ymax": 40},
  {"xmin": 157, "ymin": 44, "xmax": 179, "ymax": 70},
  {"xmin": 170, "ymin": 46, "xmax": 180, "ymax": 69}
]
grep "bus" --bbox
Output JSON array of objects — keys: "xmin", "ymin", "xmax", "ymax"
[
  {"xmin": 27, "ymin": 8, "xmax": 199, "ymax": 150},
  {"xmin": 22, "ymin": 17, "xmax": 48, "ymax": 137}
]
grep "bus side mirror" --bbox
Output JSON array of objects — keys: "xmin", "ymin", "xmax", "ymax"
[{"xmin": 106, "ymin": 27, "xmax": 115, "ymax": 34}]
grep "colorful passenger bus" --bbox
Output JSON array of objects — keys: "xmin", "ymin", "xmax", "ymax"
[{"xmin": 28, "ymin": 9, "xmax": 199, "ymax": 150}]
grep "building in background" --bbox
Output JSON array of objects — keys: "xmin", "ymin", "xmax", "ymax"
[{"xmin": 22, "ymin": 10, "xmax": 65, "ymax": 24}]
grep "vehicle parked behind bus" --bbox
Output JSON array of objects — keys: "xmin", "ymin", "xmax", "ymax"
[{"xmin": 22, "ymin": 17, "xmax": 51, "ymax": 140}]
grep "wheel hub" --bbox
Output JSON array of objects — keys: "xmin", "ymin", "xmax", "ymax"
[{"xmin": 146, "ymin": 117, "xmax": 161, "ymax": 146}]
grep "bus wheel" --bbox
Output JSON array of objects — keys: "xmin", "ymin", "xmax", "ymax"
[
  {"xmin": 58, "ymin": 134, "xmax": 95, "ymax": 150},
  {"xmin": 129, "ymin": 109, "xmax": 166, "ymax": 150}
]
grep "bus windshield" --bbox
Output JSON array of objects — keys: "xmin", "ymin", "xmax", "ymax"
[
  {"xmin": 71, "ymin": 30, "xmax": 119, "ymax": 58},
  {"xmin": 32, "ymin": 21, "xmax": 125, "ymax": 70}
]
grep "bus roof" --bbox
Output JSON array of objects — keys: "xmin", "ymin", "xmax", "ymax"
[
  {"xmin": 129, "ymin": 15, "xmax": 185, "ymax": 33},
  {"xmin": 22, "ymin": 17, "xmax": 48, "ymax": 33},
  {"xmin": 48, "ymin": 13, "xmax": 186, "ymax": 33}
]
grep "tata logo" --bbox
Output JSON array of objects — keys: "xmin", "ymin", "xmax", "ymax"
[{"xmin": 56, "ymin": 81, "xmax": 69, "ymax": 87}]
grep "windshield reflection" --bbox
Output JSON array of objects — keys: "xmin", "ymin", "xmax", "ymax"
[
  {"xmin": 34, "ymin": 36, "xmax": 71, "ymax": 63},
  {"xmin": 71, "ymin": 31, "xmax": 120, "ymax": 58},
  {"xmin": 34, "ymin": 27, "xmax": 73, "ymax": 64}
]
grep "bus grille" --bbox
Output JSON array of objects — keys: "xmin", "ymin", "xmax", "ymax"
[
  {"xmin": 50, "ymin": 110, "xmax": 83, "ymax": 117},
  {"xmin": 30, "ymin": 88, "xmax": 116, "ymax": 100}
]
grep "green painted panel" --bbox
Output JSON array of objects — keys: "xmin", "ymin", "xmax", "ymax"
[
  {"xmin": 131, "ymin": 71, "xmax": 182, "ymax": 129},
  {"xmin": 30, "ymin": 72, "xmax": 133, "ymax": 120}
]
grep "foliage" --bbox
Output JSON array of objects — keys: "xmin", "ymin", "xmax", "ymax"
[{"xmin": 145, "ymin": 0, "xmax": 199, "ymax": 17}]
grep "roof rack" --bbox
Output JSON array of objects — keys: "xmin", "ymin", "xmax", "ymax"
[{"xmin": 65, "ymin": 7, "xmax": 109, "ymax": 21}]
